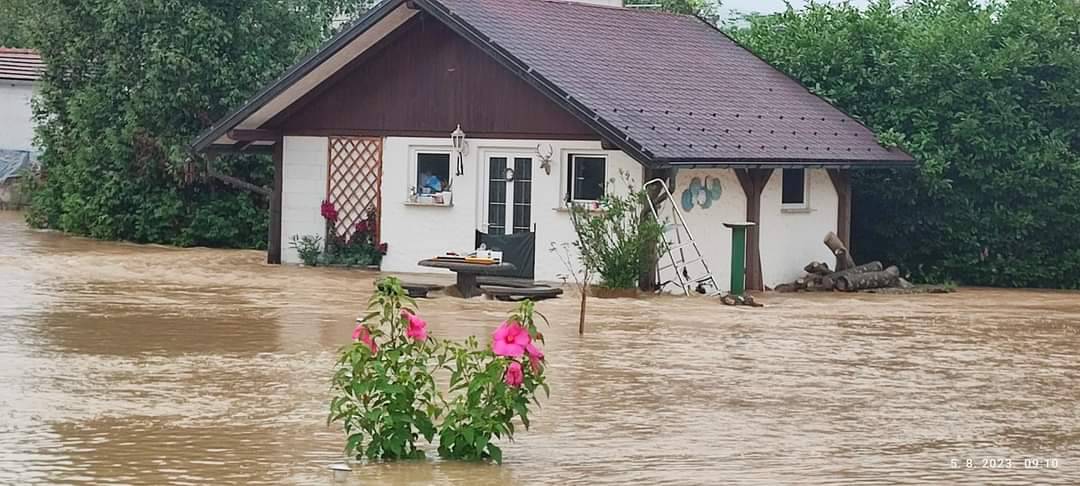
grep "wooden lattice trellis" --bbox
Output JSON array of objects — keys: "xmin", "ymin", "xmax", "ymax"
[{"xmin": 327, "ymin": 137, "xmax": 382, "ymax": 241}]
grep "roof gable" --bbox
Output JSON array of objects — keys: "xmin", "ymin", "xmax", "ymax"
[
  {"xmin": 192, "ymin": 0, "xmax": 913, "ymax": 167},
  {"xmin": 266, "ymin": 15, "xmax": 596, "ymax": 140}
]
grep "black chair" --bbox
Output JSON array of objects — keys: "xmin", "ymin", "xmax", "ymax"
[{"xmin": 474, "ymin": 230, "xmax": 535, "ymax": 280}]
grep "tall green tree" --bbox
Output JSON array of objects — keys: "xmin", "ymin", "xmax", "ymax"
[
  {"xmin": 733, "ymin": 0, "xmax": 1080, "ymax": 288},
  {"xmin": 24, "ymin": 0, "xmax": 369, "ymax": 247}
]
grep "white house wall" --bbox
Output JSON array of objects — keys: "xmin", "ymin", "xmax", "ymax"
[
  {"xmin": 658, "ymin": 169, "xmax": 747, "ymax": 293},
  {"xmin": 0, "ymin": 81, "xmax": 35, "ymax": 151},
  {"xmin": 280, "ymin": 135, "xmax": 839, "ymax": 288},
  {"xmin": 380, "ymin": 136, "xmax": 640, "ymax": 282},
  {"xmin": 281, "ymin": 136, "xmax": 329, "ymax": 263},
  {"xmin": 759, "ymin": 169, "xmax": 838, "ymax": 286}
]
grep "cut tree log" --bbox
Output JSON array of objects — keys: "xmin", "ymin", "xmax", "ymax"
[
  {"xmin": 827, "ymin": 261, "xmax": 883, "ymax": 281},
  {"xmin": 804, "ymin": 261, "xmax": 832, "ymax": 275},
  {"xmin": 835, "ymin": 265, "xmax": 900, "ymax": 291},
  {"xmin": 824, "ymin": 231, "xmax": 856, "ymax": 271}
]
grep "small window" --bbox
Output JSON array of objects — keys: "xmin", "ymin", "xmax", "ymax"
[
  {"xmin": 415, "ymin": 152, "xmax": 451, "ymax": 195},
  {"xmin": 781, "ymin": 168, "xmax": 807, "ymax": 207},
  {"xmin": 566, "ymin": 154, "xmax": 606, "ymax": 202}
]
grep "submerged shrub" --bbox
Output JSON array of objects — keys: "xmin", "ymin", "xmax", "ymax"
[
  {"xmin": 288, "ymin": 234, "xmax": 323, "ymax": 266},
  {"xmin": 329, "ymin": 278, "xmax": 548, "ymax": 464},
  {"xmin": 569, "ymin": 173, "xmax": 665, "ymax": 289}
]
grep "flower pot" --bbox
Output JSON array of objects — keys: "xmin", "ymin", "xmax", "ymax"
[{"xmin": 589, "ymin": 287, "xmax": 640, "ymax": 299}]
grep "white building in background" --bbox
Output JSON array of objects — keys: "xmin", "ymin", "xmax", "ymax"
[
  {"xmin": 190, "ymin": 0, "xmax": 914, "ymax": 292},
  {"xmin": 0, "ymin": 48, "xmax": 43, "ymax": 208},
  {"xmin": 0, "ymin": 48, "xmax": 41, "ymax": 152}
]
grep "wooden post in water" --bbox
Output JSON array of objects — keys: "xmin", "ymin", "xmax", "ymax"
[{"xmin": 268, "ymin": 138, "xmax": 284, "ymax": 264}]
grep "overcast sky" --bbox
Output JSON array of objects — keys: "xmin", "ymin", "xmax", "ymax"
[{"xmin": 720, "ymin": 0, "xmax": 873, "ymax": 17}]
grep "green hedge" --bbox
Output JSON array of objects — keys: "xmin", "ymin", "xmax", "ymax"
[{"xmin": 733, "ymin": 0, "xmax": 1080, "ymax": 288}]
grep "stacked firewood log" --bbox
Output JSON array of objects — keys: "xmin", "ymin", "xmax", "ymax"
[{"xmin": 774, "ymin": 232, "xmax": 908, "ymax": 293}]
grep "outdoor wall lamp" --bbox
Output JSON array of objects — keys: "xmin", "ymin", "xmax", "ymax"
[
  {"xmin": 536, "ymin": 143, "xmax": 554, "ymax": 175},
  {"xmin": 451, "ymin": 124, "xmax": 468, "ymax": 176}
]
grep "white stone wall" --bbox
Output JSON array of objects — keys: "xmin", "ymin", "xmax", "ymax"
[
  {"xmin": 0, "ymin": 81, "xmax": 35, "ymax": 151},
  {"xmin": 280, "ymin": 136, "xmax": 329, "ymax": 263},
  {"xmin": 657, "ymin": 169, "xmax": 747, "ymax": 293},
  {"xmin": 379, "ymin": 136, "xmax": 640, "ymax": 282},
  {"xmin": 759, "ymin": 168, "xmax": 838, "ymax": 286}
]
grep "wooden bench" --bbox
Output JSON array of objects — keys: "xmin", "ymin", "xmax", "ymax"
[
  {"xmin": 399, "ymin": 282, "xmax": 445, "ymax": 298},
  {"xmin": 482, "ymin": 285, "xmax": 564, "ymax": 302}
]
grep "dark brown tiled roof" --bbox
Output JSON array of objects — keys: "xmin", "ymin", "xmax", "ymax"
[
  {"xmin": 0, "ymin": 48, "xmax": 44, "ymax": 82},
  {"xmin": 434, "ymin": 0, "xmax": 913, "ymax": 166}
]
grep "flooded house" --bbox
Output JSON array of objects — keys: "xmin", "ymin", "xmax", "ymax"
[
  {"xmin": 0, "ymin": 48, "xmax": 43, "ymax": 209},
  {"xmin": 190, "ymin": 0, "xmax": 913, "ymax": 291}
]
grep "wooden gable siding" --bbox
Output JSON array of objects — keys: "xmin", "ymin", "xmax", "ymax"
[{"xmin": 267, "ymin": 15, "xmax": 598, "ymax": 140}]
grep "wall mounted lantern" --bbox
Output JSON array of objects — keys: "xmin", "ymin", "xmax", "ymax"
[
  {"xmin": 451, "ymin": 124, "xmax": 467, "ymax": 176},
  {"xmin": 536, "ymin": 143, "xmax": 554, "ymax": 175}
]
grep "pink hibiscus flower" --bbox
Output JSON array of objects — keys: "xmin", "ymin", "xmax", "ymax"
[
  {"xmin": 352, "ymin": 323, "xmax": 378, "ymax": 355},
  {"xmin": 402, "ymin": 310, "xmax": 428, "ymax": 342},
  {"xmin": 504, "ymin": 361, "xmax": 524, "ymax": 388},
  {"xmin": 525, "ymin": 342, "xmax": 544, "ymax": 373},
  {"xmin": 492, "ymin": 321, "xmax": 530, "ymax": 357}
]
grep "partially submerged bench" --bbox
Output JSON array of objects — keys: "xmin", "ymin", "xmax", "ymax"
[
  {"xmin": 399, "ymin": 282, "xmax": 445, "ymax": 298},
  {"xmin": 482, "ymin": 285, "xmax": 563, "ymax": 302}
]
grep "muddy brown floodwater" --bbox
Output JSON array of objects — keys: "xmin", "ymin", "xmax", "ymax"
[{"xmin": 1, "ymin": 211, "xmax": 1079, "ymax": 485}]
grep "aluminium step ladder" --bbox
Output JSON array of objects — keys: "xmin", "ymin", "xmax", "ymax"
[{"xmin": 643, "ymin": 178, "xmax": 722, "ymax": 296}]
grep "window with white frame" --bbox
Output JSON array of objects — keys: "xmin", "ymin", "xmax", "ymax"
[
  {"xmin": 414, "ymin": 152, "xmax": 451, "ymax": 196},
  {"xmin": 781, "ymin": 168, "xmax": 809, "ymax": 209},
  {"xmin": 566, "ymin": 154, "xmax": 606, "ymax": 203}
]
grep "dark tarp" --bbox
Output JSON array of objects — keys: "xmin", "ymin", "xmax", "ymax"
[{"xmin": 475, "ymin": 231, "xmax": 535, "ymax": 279}]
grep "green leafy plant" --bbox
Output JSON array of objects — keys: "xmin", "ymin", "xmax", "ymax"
[
  {"xmin": 435, "ymin": 301, "xmax": 548, "ymax": 462},
  {"xmin": 288, "ymin": 234, "xmax": 323, "ymax": 266},
  {"xmin": 330, "ymin": 278, "xmax": 438, "ymax": 460},
  {"xmin": 320, "ymin": 202, "xmax": 387, "ymax": 267},
  {"xmin": 329, "ymin": 278, "xmax": 549, "ymax": 464},
  {"xmin": 569, "ymin": 172, "xmax": 665, "ymax": 289}
]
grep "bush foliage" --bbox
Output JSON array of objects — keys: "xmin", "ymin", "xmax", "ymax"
[
  {"xmin": 733, "ymin": 0, "xmax": 1080, "ymax": 287},
  {"xmin": 330, "ymin": 278, "xmax": 548, "ymax": 464},
  {"xmin": 569, "ymin": 175, "xmax": 665, "ymax": 289},
  {"xmin": 21, "ymin": 0, "xmax": 369, "ymax": 248}
]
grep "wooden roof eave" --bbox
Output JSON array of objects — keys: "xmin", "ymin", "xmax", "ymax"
[{"xmin": 188, "ymin": 0, "xmax": 409, "ymax": 153}]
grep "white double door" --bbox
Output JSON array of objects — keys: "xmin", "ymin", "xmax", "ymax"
[{"xmin": 483, "ymin": 154, "xmax": 533, "ymax": 235}]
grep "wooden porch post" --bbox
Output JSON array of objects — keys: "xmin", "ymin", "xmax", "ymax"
[
  {"xmin": 827, "ymin": 169, "xmax": 852, "ymax": 257},
  {"xmin": 268, "ymin": 138, "xmax": 284, "ymax": 264},
  {"xmin": 639, "ymin": 167, "xmax": 674, "ymax": 292},
  {"xmin": 734, "ymin": 168, "xmax": 774, "ymax": 292}
]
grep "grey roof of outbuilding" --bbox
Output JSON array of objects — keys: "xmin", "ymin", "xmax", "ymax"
[
  {"xmin": 432, "ymin": 0, "xmax": 912, "ymax": 166},
  {"xmin": 192, "ymin": 0, "xmax": 914, "ymax": 168},
  {"xmin": 0, "ymin": 48, "xmax": 44, "ymax": 82}
]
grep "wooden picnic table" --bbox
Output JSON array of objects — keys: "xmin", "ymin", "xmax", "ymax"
[{"xmin": 417, "ymin": 259, "xmax": 517, "ymax": 298}]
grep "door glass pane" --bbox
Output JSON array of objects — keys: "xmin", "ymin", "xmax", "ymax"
[
  {"xmin": 513, "ymin": 157, "xmax": 532, "ymax": 233},
  {"xmin": 488, "ymin": 157, "xmax": 507, "ymax": 234}
]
